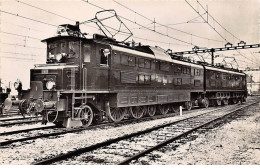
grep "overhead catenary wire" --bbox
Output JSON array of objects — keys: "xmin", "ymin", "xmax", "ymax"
[
  {"xmin": 15, "ymin": 0, "xmax": 75, "ymax": 22},
  {"xmin": 185, "ymin": 0, "xmax": 228, "ymax": 43},
  {"xmin": 1, "ymin": 42, "xmax": 46, "ymax": 50},
  {"xmin": 113, "ymin": 0, "xmax": 223, "ymax": 43},
  {"xmin": 0, "ymin": 10, "xmax": 57, "ymax": 27},
  {"xmin": 248, "ymin": 50, "xmax": 260, "ymax": 62},
  {"xmin": 81, "ymin": 0, "xmax": 197, "ymax": 47},
  {"xmin": 0, "ymin": 51, "xmax": 43, "ymax": 57},
  {"xmin": 14, "ymin": 0, "xmax": 99, "ymax": 30},
  {"xmin": 196, "ymin": 0, "xmax": 241, "ymax": 42},
  {"xmin": 235, "ymin": 50, "xmax": 258, "ymax": 66},
  {"xmin": 2, "ymin": 1, "xmax": 190, "ymax": 48},
  {"xmin": 1, "ymin": 0, "xmax": 257, "ymax": 68},
  {"xmin": 3, "ymin": 21, "xmax": 49, "ymax": 34},
  {"xmin": 91, "ymin": 21, "xmax": 189, "ymax": 47},
  {"xmin": 215, "ymin": 52, "xmax": 259, "ymax": 67},
  {"xmin": 0, "ymin": 31, "xmax": 42, "ymax": 41},
  {"xmin": 1, "ymin": 56, "xmax": 38, "ymax": 61},
  {"xmin": 132, "ymin": 36, "xmax": 189, "ymax": 46},
  {"xmin": 185, "ymin": 0, "xmax": 258, "ymax": 67}
]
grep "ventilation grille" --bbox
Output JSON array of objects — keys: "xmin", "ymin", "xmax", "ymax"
[{"xmin": 121, "ymin": 71, "xmax": 136, "ymax": 84}]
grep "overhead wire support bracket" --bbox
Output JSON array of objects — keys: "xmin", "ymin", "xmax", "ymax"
[{"xmin": 172, "ymin": 43, "xmax": 260, "ymax": 66}]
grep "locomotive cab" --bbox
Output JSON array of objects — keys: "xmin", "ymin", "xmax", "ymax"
[{"xmin": 22, "ymin": 23, "xmax": 113, "ymax": 127}]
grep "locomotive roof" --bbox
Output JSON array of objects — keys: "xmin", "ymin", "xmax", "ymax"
[
  {"xmin": 41, "ymin": 35, "xmax": 90, "ymax": 43},
  {"xmin": 204, "ymin": 66, "xmax": 245, "ymax": 76},
  {"xmin": 110, "ymin": 45, "xmax": 203, "ymax": 69}
]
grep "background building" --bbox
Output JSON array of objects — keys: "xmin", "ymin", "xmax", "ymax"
[{"xmin": 244, "ymin": 67, "xmax": 260, "ymax": 95}]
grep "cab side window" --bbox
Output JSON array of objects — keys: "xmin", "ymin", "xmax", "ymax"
[
  {"xmin": 100, "ymin": 48, "xmax": 110, "ymax": 65},
  {"xmin": 83, "ymin": 44, "xmax": 91, "ymax": 62}
]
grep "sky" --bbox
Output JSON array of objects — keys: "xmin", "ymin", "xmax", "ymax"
[{"xmin": 0, "ymin": 0, "xmax": 260, "ymax": 91}]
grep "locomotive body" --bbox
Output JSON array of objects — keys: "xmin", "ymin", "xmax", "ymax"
[{"xmin": 11, "ymin": 23, "xmax": 247, "ymax": 127}]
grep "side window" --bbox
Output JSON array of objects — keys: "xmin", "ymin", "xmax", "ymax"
[
  {"xmin": 194, "ymin": 69, "xmax": 200, "ymax": 76},
  {"xmin": 216, "ymin": 73, "xmax": 220, "ymax": 79},
  {"xmin": 138, "ymin": 74, "xmax": 151, "ymax": 84},
  {"xmin": 187, "ymin": 67, "xmax": 190, "ymax": 74},
  {"xmin": 144, "ymin": 59, "xmax": 151, "ymax": 69},
  {"xmin": 138, "ymin": 58, "xmax": 145, "ymax": 68},
  {"xmin": 183, "ymin": 67, "xmax": 190, "ymax": 74},
  {"xmin": 128, "ymin": 56, "xmax": 135, "ymax": 66},
  {"xmin": 222, "ymin": 74, "xmax": 226, "ymax": 80},
  {"xmin": 174, "ymin": 65, "xmax": 182, "ymax": 73},
  {"xmin": 69, "ymin": 41, "xmax": 79, "ymax": 58},
  {"xmin": 145, "ymin": 75, "xmax": 151, "ymax": 84},
  {"xmin": 174, "ymin": 65, "xmax": 179, "ymax": 73},
  {"xmin": 138, "ymin": 58, "xmax": 151, "ymax": 69},
  {"xmin": 211, "ymin": 72, "xmax": 215, "ymax": 79},
  {"xmin": 61, "ymin": 42, "xmax": 66, "ymax": 53},
  {"xmin": 100, "ymin": 48, "xmax": 110, "ymax": 65},
  {"xmin": 83, "ymin": 44, "xmax": 91, "ymax": 62},
  {"xmin": 138, "ymin": 74, "xmax": 145, "ymax": 84},
  {"xmin": 174, "ymin": 78, "xmax": 182, "ymax": 86},
  {"xmin": 121, "ymin": 55, "xmax": 136, "ymax": 67}
]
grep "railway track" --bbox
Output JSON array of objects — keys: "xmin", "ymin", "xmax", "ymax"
[
  {"xmin": 0, "ymin": 125, "xmax": 56, "ymax": 136},
  {"xmin": 0, "ymin": 116, "xmax": 40, "ymax": 122},
  {"xmin": 32, "ymin": 100, "xmax": 258, "ymax": 165},
  {"xmin": 0, "ymin": 103, "xmax": 234, "ymax": 147},
  {"xmin": 0, "ymin": 119, "xmax": 42, "ymax": 127}
]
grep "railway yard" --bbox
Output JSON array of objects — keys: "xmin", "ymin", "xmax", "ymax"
[
  {"xmin": 0, "ymin": 96, "xmax": 259, "ymax": 165},
  {"xmin": 1, "ymin": 0, "xmax": 260, "ymax": 166}
]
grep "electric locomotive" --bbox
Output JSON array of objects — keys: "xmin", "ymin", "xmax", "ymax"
[{"xmin": 6, "ymin": 22, "xmax": 247, "ymax": 127}]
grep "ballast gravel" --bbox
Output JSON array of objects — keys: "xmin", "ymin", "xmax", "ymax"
[
  {"xmin": 136, "ymin": 100, "xmax": 260, "ymax": 165},
  {"xmin": 0, "ymin": 97, "xmax": 259, "ymax": 165}
]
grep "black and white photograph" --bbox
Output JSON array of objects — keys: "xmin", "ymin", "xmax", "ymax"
[{"xmin": 0, "ymin": 0, "xmax": 260, "ymax": 165}]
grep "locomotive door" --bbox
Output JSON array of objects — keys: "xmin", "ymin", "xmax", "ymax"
[{"xmin": 82, "ymin": 43, "xmax": 110, "ymax": 91}]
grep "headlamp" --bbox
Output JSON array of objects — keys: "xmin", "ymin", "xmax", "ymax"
[
  {"xmin": 56, "ymin": 53, "xmax": 62, "ymax": 62},
  {"xmin": 46, "ymin": 81, "xmax": 55, "ymax": 90},
  {"xmin": 49, "ymin": 52, "xmax": 55, "ymax": 58}
]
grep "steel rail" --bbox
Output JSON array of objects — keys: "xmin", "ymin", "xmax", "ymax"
[
  {"xmin": 118, "ymin": 101, "xmax": 259, "ymax": 164},
  {"xmin": 0, "ymin": 117, "xmax": 41, "ymax": 122},
  {"xmin": 0, "ymin": 120, "xmax": 41, "ymax": 127},
  {"xmin": 0, "ymin": 114, "xmax": 21, "ymax": 118},
  {"xmin": 32, "ymin": 104, "xmax": 242, "ymax": 165},
  {"xmin": 0, "ymin": 127, "xmax": 86, "ymax": 146},
  {"xmin": 0, "ymin": 120, "xmax": 140, "ymax": 146},
  {"xmin": 0, "ymin": 126, "xmax": 56, "ymax": 136},
  {"xmin": 0, "ymin": 105, "xmax": 223, "ymax": 147}
]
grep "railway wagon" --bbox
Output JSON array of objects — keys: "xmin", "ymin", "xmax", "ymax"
[{"xmin": 6, "ymin": 22, "xmax": 247, "ymax": 127}]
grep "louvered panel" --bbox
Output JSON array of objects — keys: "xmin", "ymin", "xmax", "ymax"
[{"xmin": 121, "ymin": 71, "xmax": 136, "ymax": 84}]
